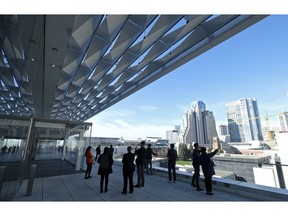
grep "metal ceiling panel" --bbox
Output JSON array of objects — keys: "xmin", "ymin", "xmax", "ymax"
[{"xmin": 0, "ymin": 15, "xmax": 268, "ymax": 121}]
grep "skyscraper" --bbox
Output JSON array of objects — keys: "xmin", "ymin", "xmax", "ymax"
[
  {"xmin": 278, "ymin": 112, "xmax": 288, "ymax": 132},
  {"xmin": 166, "ymin": 125, "xmax": 181, "ymax": 143},
  {"xmin": 180, "ymin": 101, "xmax": 217, "ymax": 145},
  {"xmin": 226, "ymin": 98, "xmax": 263, "ymax": 142},
  {"xmin": 218, "ymin": 124, "xmax": 229, "ymax": 135}
]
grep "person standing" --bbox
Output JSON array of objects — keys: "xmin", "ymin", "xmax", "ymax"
[
  {"xmin": 108, "ymin": 144, "xmax": 114, "ymax": 157},
  {"xmin": 84, "ymin": 146, "xmax": 94, "ymax": 179},
  {"xmin": 145, "ymin": 144, "xmax": 157, "ymax": 175},
  {"xmin": 199, "ymin": 147, "xmax": 218, "ymax": 195},
  {"xmin": 167, "ymin": 143, "xmax": 177, "ymax": 183},
  {"xmin": 191, "ymin": 143, "xmax": 204, "ymax": 191},
  {"xmin": 121, "ymin": 146, "xmax": 135, "ymax": 194},
  {"xmin": 96, "ymin": 145, "xmax": 101, "ymax": 160},
  {"xmin": 134, "ymin": 141, "xmax": 147, "ymax": 187},
  {"xmin": 97, "ymin": 147, "xmax": 113, "ymax": 193}
]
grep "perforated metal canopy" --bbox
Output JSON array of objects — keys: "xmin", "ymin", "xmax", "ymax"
[{"xmin": 0, "ymin": 15, "xmax": 267, "ymax": 122}]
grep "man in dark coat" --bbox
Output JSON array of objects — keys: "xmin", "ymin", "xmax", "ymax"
[
  {"xmin": 134, "ymin": 141, "xmax": 147, "ymax": 187},
  {"xmin": 199, "ymin": 147, "xmax": 218, "ymax": 195},
  {"xmin": 145, "ymin": 143, "xmax": 157, "ymax": 175},
  {"xmin": 121, "ymin": 146, "xmax": 135, "ymax": 194},
  {"xmin": 96, "ymin": 145, "xmax": 101, "ymax": 160},
  {"xmin": 167, "ymin": 143, "xmax": 177, "ymax": 183},
  {"xmin": 191, "ymin": 142, "xmax": 204, "ymax": 191}
]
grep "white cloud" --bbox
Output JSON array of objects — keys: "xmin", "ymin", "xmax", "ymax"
[
  {"xmin": 90, "ymin": 119, "xmax": 171, "ymax": 139},
  {"xmin": 86, "ymin": 107, "xmax": 173, "ymax": 139},
  {"xmin": 139, "ymin": 105, "xmax": 158, "ymax": 112}
]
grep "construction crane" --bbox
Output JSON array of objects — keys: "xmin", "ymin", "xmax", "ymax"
[
  {"xmin": 249, "ymin": 111, "xmax": 286, "ymax": 148},
  {"xmin": 230, "ymin": 111, "xmax": 286, "ymax": 149}
]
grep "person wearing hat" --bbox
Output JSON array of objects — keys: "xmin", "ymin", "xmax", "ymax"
[
  {"xmin": 134, "ymin": 141, "xmax": 147, "ymax": 187},
  {"xmin": 145, "ymin": 143, "xmax": 157, "ymax": 175}
]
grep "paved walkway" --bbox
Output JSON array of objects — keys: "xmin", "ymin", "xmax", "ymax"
[{"xmin": 12, "ymin": 162, "xmax": 256, "ymax": 202}]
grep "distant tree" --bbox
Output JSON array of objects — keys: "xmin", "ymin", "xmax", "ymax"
[
  {"xmin": 188, "ymin": 143, "xmax": 193, "ymax": 159},
  {"xmin": 178, "ymin": 143, "xmax": 191, "ymax": 161}
]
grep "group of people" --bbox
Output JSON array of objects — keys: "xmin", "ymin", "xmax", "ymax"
[
  {"xmin": 84, "ymin": 141, "xmax": 158, "ymax": 194},
  {"xmin": 84, "ymin": 144, "xmax": 114, "ymax": 193},
  {"xmin": 191, "ymin": 142, "xmax": 218, "ymax": 195},
  {"xmin": 123, "ymin": 141, "xmax": 158, "ymax": 194},
  {"xmin": 84, "ymin": 141, "xmax": 218, "ymax": 196}
]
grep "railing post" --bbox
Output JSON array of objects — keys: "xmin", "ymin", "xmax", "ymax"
[
  {"xmin": 0, "ymin": 166, "xmax": 6, "ymax": 195},
  {"xmin": 275, "ymin": 161, "xmax": 286, "ymax": 189},
  {"xmin": 25, "ymin": 164, "xmax": 37, "ymax": 196}
]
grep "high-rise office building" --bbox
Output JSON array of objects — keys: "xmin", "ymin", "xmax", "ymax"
[
  {"xmin": 226, "ymin": 98, "xmax": 263, "ymax": 142},
  {"xmin": 180, "ymin": 101, "xmax": 217, "ymax": 144},
  {"xmin": 218, "ymin": 124, "xmax": 230, "ymax": 142},
  {"xmin": 218, "ymin": 124, "xmax": 229, "ymax": 135},
  {"xmin": 277, "ymin": 112, "xmax": 288, "ymax": 132},
  {"xmin": 166, "ymin": 125, "xmax": 181, "ymax": 143}
]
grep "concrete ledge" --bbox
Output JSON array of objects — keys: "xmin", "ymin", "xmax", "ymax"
[
  {"xmin": 113, "ymin": 160, "xmax": 288, "ymax": 201},
  {"xmin": 152, "ymin": 166, "xmax": 288, "ymax": 201}
]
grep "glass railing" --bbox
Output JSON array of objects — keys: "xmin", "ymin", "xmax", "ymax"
[{"xmin": 111, "ymin": 147, "xmax": 288, "ymax": 191}]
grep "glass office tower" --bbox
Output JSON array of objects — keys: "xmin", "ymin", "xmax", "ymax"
[
  {"xmin": 180, "ymin": 101, "xmax": 217, "ymax": 145},
  {"xmin": 226, "ymin": 98, "xmax": 263, "ymax": 142}
]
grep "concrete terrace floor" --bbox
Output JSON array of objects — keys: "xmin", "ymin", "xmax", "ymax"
[{"xmin": 11, "ymin": 162, "xmax": 256, "ymax": 202}]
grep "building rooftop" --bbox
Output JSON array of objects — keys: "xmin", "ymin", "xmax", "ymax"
[{"xmin": 12, "ymin": 162, "xmax": 255, "ymax": 202}]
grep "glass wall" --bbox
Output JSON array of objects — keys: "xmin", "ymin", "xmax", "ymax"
[{"xmin": 0, "ymin": 116, "xmax": 92, "ymax": 200}]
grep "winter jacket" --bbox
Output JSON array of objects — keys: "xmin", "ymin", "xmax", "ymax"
[{"xmin": 199, "ymin": 149, "xmax": 218, "ymax": 177}]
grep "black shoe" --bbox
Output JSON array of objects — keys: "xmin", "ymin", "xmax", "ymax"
[
  {"xmin": 84, "ymin": 177, "xmax": 88, "ymax": 179},
  {"xmin": 121, "ymin": 191, "xmax": 127, "ymax": 194},
  {"xmin": 141, "ymin": 184, "xmax": 144, "ymax": 187},
  {"xmin": 104, "ymin": 189, "xmax": 108, "ymax": 193},
  {"xmin": 88, "ymin": 176, "xmax": 92, "ymax": 178},
  {"xmin": 197, "ymin": 188, "xmax": 204, "ymax": 191},
  {"xmin": 100, "ymin": 190, "xmax": 103, "ymax": 193},
  {"xmin": 134, "ymin": 185, "xmax": 141, "ymax": 188},
  {"xmin": 206, "ymin": 192, "xmax": 214, "ymax": 195}
]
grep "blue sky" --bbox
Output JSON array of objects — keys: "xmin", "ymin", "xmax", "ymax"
[{"xmin": 87, "ymin": 15, "xmax": 288, "ymax": 139}]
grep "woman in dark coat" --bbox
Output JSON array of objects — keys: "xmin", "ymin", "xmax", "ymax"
[
  {"xmin": 199, "ymin": 147, "xmax": 218, "ymax": 195},
  {"xmin": 97, "ymin": 147, "xmax": 113, "ymax": 193}
]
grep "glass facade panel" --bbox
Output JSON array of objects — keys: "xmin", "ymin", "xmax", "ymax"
[{"xmin": 0, "ymin": 116, "xmax": 91, "ymax": 200}]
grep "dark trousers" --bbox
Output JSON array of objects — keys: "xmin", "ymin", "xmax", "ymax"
[
  {"xmin": 204, "ymin": 176, "xmax": 212, "ymax": 193},
  {"xmin": 136, "ymin": 164, "xmax": 145, "ymax": 186},
  {"xmin": 168, "ymin": 162, "xmax": 176, "ymax": 181},
  {"xmin": 100, "ymin": 174, "xmax": 109, "ymax": 192},
  {"xmin": 85, "ymin": 163, "xmax": 92, "ymax": 177},
  {"xmin": 122, "ymin": 169, "xmax": 134, "ymax": 193},
  {"xmin": 192, "ymin": 165, "xmax": 200, "ymax": 188},
  {"xmin": 146, "ymin": 159, "xmax": 153, "ymax": 175}
]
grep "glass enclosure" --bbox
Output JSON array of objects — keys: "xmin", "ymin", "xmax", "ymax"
[{"xmin": 0, "ymin": 115, "xmax": 92, "ymax": 200}]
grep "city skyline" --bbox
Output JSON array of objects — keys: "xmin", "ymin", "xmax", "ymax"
[{"xmin": 87, "ymin": 15, "xmax": 288, "ymax": 140}]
